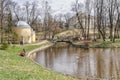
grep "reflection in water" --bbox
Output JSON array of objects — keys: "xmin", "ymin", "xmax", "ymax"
[{"xmin": 31, "ymin": 46, "xmax": 120, "ymax": 79}]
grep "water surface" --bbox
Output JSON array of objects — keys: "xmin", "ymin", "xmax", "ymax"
[{"xmin": 30, "ymin": 45, "xmax": 120, "ymax": 79}]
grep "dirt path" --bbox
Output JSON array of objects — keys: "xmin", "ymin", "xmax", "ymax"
[{"xmin": 27, "ymin": 40, "xmax": 53, "ymax": 57}]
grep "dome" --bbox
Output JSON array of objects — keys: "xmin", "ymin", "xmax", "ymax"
[{"xmin": 16, "ymin": 21, "xmax": 30, "ymax": 28}]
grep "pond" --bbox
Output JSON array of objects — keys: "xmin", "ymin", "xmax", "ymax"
[{"xmin": 30, "ymin": 45, "xmax": 120, "ymax": 79}]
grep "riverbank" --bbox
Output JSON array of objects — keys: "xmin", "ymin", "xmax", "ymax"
[
  {"xmin": 27, "ymin": 40, "xmax": 54, "ymax": 57},
  {"xmin": 53, "ymin": 29, "xmax": 120, "ymax": 48},
  {"xmin": 90, "ymin": 39, "xmax": 120, "ymax": 48},
  {"xmin": 0, "ymin": 41, "xmax": 78, "ymax": 80},
  {"xmin": 72, "ymin": 39, "xmax": 120, "ymax": 48}
]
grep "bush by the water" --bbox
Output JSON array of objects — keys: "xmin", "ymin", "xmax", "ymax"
[{"xmin": 0, "ymin": 42, "xmax": 8, "ymax": 50}]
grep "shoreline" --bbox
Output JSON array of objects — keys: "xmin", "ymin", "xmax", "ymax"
[
  {"xmin": 27, "ymin": 40, "xmax": 120, "ymax": 52},
  {"xmin": 72, "ymin": 40, "xmax": 120, "ymax": 48},
  {"xmin": 0, "ymin": 42, "xmax": 77, "ymax": 80},
  {"xmin": 27, "ymin": 40, "xmax": 54, "ymax": 57},
  {"xmin": 26, "ymin": 40, "xmax": 120, "ymax": 80},
  {"xmin": 27, "ymin": 41, "xmax": 79, "ymax": 80}
]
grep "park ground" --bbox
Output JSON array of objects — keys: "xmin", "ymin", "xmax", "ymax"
[
  {"xmin": 0, "ymin": 29, "xmax": 120, "ymax": 80},
  {"xmin": 0, "ymin": 41, "xmax": 78, "ymax": 80}
]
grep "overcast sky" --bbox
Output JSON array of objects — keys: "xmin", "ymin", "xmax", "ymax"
[{"xmin": 13, "ymin": 0, "xmax": 84, "ymax": 15}]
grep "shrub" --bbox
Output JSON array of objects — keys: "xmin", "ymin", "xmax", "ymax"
[{"xmin": 0, "ymin": 42, "xmax": 8, "ymax": 50}]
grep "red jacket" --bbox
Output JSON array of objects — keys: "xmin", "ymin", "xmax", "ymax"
[{"xmin": 20, "ymin": 52, "xmax": 25, "ymax": 57}]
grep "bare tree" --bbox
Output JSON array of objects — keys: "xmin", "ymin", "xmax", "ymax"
[
  {"xmin": 41, "ymin": 1, "xmax": 52, "ymax": 39},
  {"xmin": 0, "ymin": 0, "xmax": 11, "ymax": 43},
  {"xmin": 71, "ymin": 0, "xmax": 85, "ymax": 37},
  {"xmin": 24, "ymin": 1, "xmax": 39, "ymax": 27},
  {"xmin": 64, "ymin": 13, "xmax": 71, "ymax": 30},
  {"xmin": 113, "ymin": 0, "xmax": 120, "ymax": 42},
  {"xmin": 12, "ymin": 2, "xmax": 20, "ymax": 21},
  {"xmin": 85, "ymin": 0, "xmax": 93, "ymax": 39},
  {"xmin": 108, "ymin": 0, "xmax": 116, "ymax": 41},
  {"xmin": 94, "ymin": 0, "xmax": 106, "ymax": 41},
  {"xmin": 24, "ymin": 1, "xmax": 30, "ymax": 24}
]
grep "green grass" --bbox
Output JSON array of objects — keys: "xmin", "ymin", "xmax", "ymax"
[
  {"xmin": 73, "ymin": 39, "xmax": 120, "ymax": 48},
  {"xmin": 90, "ymin": 39, "xmax": 120, "ymax": 48},
  {"xmin": 0, "ymin": 45, "xmax": 78, "ymax": 80}
]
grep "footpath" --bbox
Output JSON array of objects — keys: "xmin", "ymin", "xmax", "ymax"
[{"xmin": 27, "ymin": 40, "xmax": 53, "ymax": 57}]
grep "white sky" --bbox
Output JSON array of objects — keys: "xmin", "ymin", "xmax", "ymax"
[{"xmin": 13, "ymin": 0, "xmax": 84, "ymax": 15}]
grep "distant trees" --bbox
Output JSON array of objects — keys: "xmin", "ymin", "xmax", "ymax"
[
  {"xmin": 113, "ymin": 0, "xmax": 120, "ymax": 42},
  {"xmin": 42, "ymin": 1, "xmax": 52, "ymax": 39},
  {"xmin": 12, "ymin": 2, "xmax": 21, "ymax": 21},
  {"xmin": 0, "ymin": 0, "xmax": 12, "ymax": 43},
  {"xmin": 50, "ymin": 16, "xmax": 61, "ymax": 39},
  {"xmin": 6, "ymin": 7, "xmax": 13, "ymax": 42},
  {"xmin": 70, "ymin": 0, "xmax": 120, "ymax": 42},
  {"xmin": 24, "ymin": 1, "xmax": 39, "ymax": 27},
  {"xmin": 94, "ymin": 0, "xmax": 120, "ymax": 42},
  {"xmin": 107, "ymin": 0, "xmax": 120, "ymax": 42},
  {"xmin": 0, "ymin": 0, "xmax": 63, "ymax": 43},
  {"xmin": 0, "ymin": 0, "xmax": 120, "ymax": 43}
]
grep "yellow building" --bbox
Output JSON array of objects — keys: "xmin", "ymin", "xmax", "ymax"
[{"xmin": 14, "ymin": 21, "xmax": 35, "ymax": 44}]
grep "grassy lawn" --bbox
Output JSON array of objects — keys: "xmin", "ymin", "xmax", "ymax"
[
  {"xmin": 0, "ymin": 45, "xmax": 78, "ymax": 80},
  {"xmin": 89, "ymin": 39, "xmax": 120, "ymax": 48}
]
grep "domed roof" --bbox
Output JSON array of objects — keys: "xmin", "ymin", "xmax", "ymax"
[{"xmin": 16, "ymin": 21, "xmax": 31, "ymax": 28}]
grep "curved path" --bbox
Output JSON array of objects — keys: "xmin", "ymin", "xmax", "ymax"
[{"xmin": 27, "ymin": 40, "xmax": 53, "ymax": 57}]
